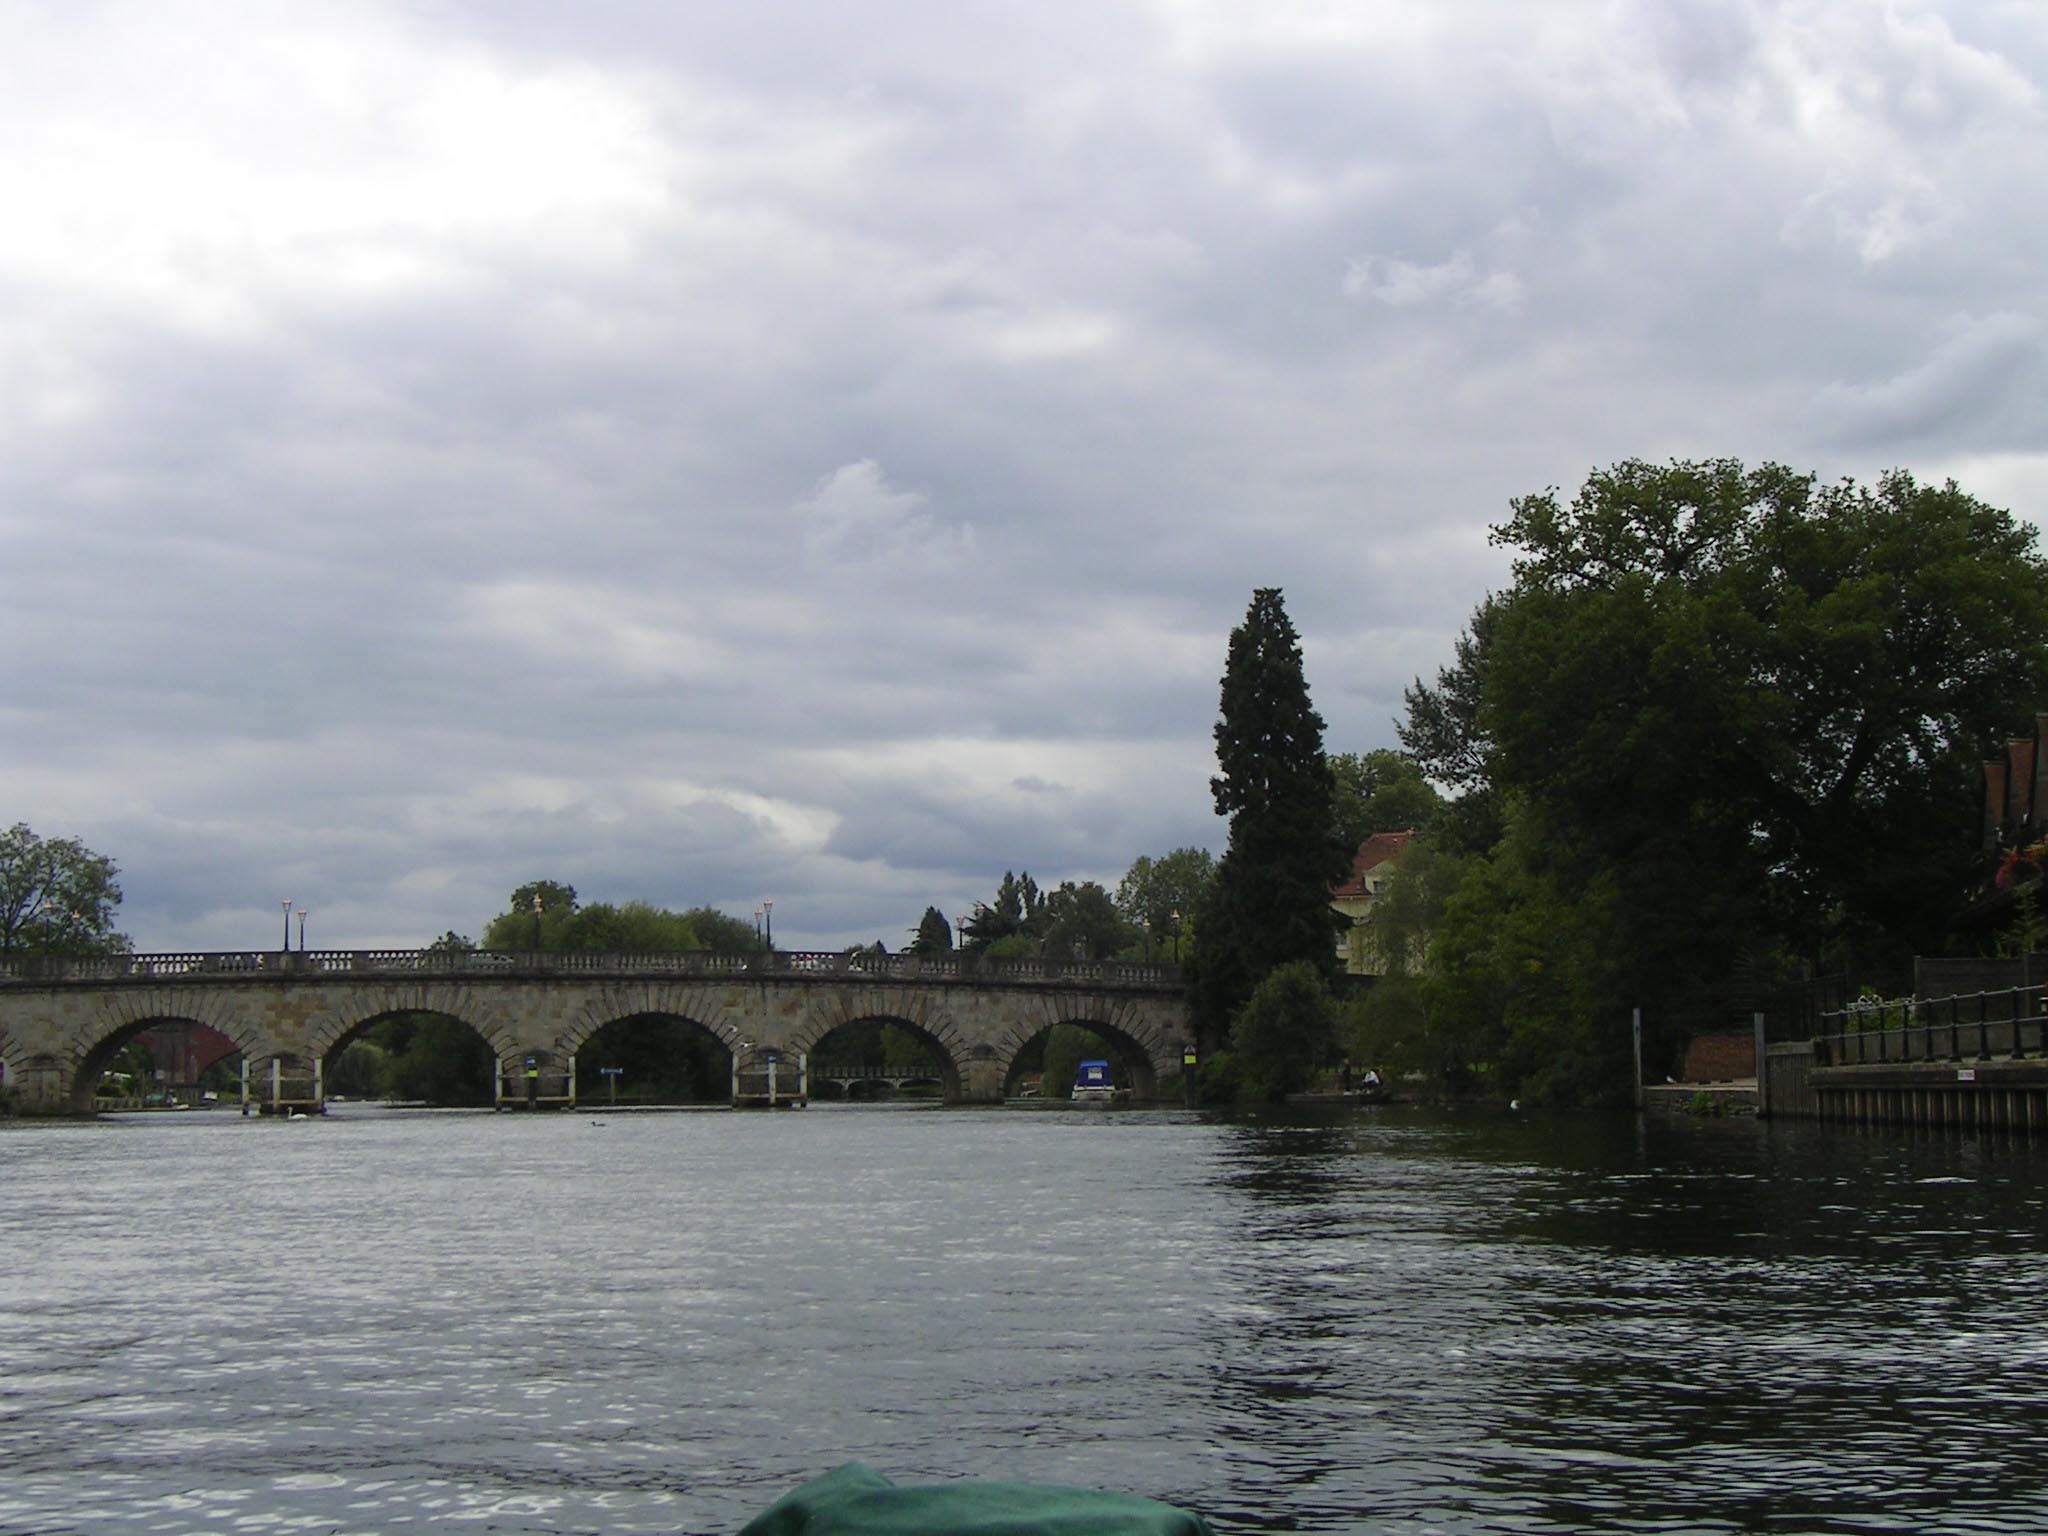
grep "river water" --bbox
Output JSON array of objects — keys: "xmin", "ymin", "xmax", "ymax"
[{"xmin": 2, "ymin": 1103, "xmax": 2045, "ymax": 1536}]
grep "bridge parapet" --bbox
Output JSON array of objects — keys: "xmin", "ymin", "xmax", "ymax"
[{"xmin": 1, "ymin": 948, "xmax": 1183, "ymax": 990}]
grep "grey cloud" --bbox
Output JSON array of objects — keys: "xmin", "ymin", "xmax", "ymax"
[
  {"xmin": 5, "ymin": 0, "xmax": 2046, "ymax": 952},
  {"xmin": 1814, "ymin": 313, "xmax": 2047, "ymax": 449}
]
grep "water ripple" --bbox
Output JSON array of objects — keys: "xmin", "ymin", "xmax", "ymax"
[{"xmin": 3, "ymin": 1106, "xmax": 2046, "ymax": 1532}]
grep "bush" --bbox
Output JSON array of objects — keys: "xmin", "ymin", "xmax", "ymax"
[
  {"xmin": 1230, "ymin": 961, "xmax": 1336, "ymax": 1103},
  {"xmin": 1195, "ymin": 1049, "xmax": 1242, "ymax": 1103},
  {"xmin": 1845, "ymin": 988, "xmax": 1913, "ymax": 1035}
]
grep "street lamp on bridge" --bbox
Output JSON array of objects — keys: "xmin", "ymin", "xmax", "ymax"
[
  {"xmin": 763, "ymin": 899, "xmax": 773, "ymax": 950},
  {"xmin": 281, "ymin": 899, "xmax": 292, "ymax": 952},
  {"xmin": 297, "ymin": 909, "xmax": 309, "ymax": 952}
]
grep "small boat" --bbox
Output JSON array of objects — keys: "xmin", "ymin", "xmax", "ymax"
[{"xmin": 1070, "ymin": 1059, "xmax": 1130, "ymax": 1105}]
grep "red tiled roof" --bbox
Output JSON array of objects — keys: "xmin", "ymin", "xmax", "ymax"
[{"xmin": 1331, "ymin": 830, "xmax": 1417, "ymax": 897}]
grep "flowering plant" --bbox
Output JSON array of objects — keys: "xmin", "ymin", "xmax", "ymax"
[{"xmin": 1996, "ymin": 839, "xmax": 2048, "ymax": 889}]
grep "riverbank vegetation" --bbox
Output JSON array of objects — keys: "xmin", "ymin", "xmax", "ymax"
[{"xmin": 1346, "ymin": 460, "xmax": 2048, "ymax": 1105}]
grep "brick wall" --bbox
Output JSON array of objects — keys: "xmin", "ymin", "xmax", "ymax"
[{"xmin": 1680, "ymin": 1031, "xmax": 1755, "ymax": 1082}]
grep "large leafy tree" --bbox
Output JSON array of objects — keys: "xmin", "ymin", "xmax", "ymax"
[
  {"xmin": 1114, "ymin": 847, "xmax": 1216, "ymax": 946},
  {"xmin": 678, "ymin": 906, "xmax": 768, "ymax": 954},
  {"xmin": 1406, "ymin": 459, "xmax": 2048, "ymax": 1092},
  {"xmin": 1328, "ymin": 749, "xmax": 1444, "ymax": 851},
  {"xmin": 0, "ymin": 823, "xmax": 129, "ymax": 959},
  {"xmin": 1037, "ymin": 880, "xmax": 1131, "ymax": 960},
  {"xmin": 478, "ymin": 883, "xmax": 762, "ymax": 953},
  {"xmin": 557, "ymin": 901, "xmax": 703, "ymax": 952},
  {"xmin": 1192, "ymin": 589, "xmax": 1347, "ymax": 1048},
  {"xmin": 482, "ymin": 880, "xmax": 580, "ymax": 950}
]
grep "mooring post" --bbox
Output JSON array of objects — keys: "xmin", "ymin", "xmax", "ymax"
[
  {"xmin": 240, "ymin": 1056, "xmax": 250, "ymax": 1116},
  {"xmin": 1632, "ymin": 1008, "xmax": 1644, "ymax": 1110},
  {"xmin": 1753, "ymin": 1012, "xmax": 1768, "ymax": 1120}
]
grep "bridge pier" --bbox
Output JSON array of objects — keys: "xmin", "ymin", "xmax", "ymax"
[
  {"xmin": 962, "ymin": 1053, "xmax": 1007, "ymax": 1105},
  {"xmin": 494, "ymin": 1054, "xmax": 574, "ymax": 1111},
  {"xmin": 244, "ymin": 1053, "xmax": 323, "ymax": 1117}
]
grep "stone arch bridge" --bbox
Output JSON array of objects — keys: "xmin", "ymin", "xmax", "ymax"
[{"xmin": 0, "ymin": 949, "xmax": 1191, "ymax": 1115}]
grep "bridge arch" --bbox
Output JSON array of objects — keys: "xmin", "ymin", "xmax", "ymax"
[
  {"xmin": 552, "ymin": 980, "xmax": 739, "ymax": 1061},
  {"xmin": 805, "ymin": 1014, "xmax": 953, "ymax": 1102},
  {"xmin": 571, "ymin": 1010, "xmax": 734, "ymax": 1104},
  {"xmin": 1001, "ymin": 1012, "xmax": 1164, "ymax": 1101},
  {"xmin": 322, "ymin": 1006, "xmax": 502, "ymax": 1107},
  {"xmin": 56, "ymin": 995, "xmax": 268, "ymax": 1113},
  {"xmin": 794, "ymin": 1004, "xmax": 965, "ymax": 1102},
  {"xmin": 306, "ymin": 983, "xmax": 515, "ymax": 1063},
  {"xmin": 75, "ymin": 1014, "xmax": 242, "ymax": 1107}
]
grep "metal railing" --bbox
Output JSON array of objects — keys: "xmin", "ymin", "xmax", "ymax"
[
  {"xmin": 809, "ymin": 1062, "xmax": 945, "ymax": 1082},
  {"xmin": 1813, "ymin": 985, "xmax": 2048, "ymax": 1067},
  {"xmin": 1, "ymin": 948, "xmax": 1183, "ymax": 989}
]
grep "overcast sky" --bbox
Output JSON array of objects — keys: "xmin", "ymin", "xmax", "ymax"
[{"xmin": 3, "ymin": 0, "xmax": 2044, "ymax": 953}]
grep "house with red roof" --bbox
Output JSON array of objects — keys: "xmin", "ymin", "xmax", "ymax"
[{"xmin": 1331, "ymin": 830, "xmax": 1417, "ymax": 976}]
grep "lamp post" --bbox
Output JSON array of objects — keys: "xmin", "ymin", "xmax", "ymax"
[
  {"xmin": 281, "ymin": 899, "xmax": 293, "ymax": 952},
  {"xmin": 754, "ymin": 908, "xmax": 764, "ymax": 944},
  {"xmin": 531, "ymin": 891, "xmax": 543, "ymax": 951},
  {"xmin": 1170, "ymin": 909, "xmax": 1182, "ymax": 964},
  {"xmin": 762, "ymin": 899, "xmax": 773, "ymax": 950},
  {"xmin": 955, "ymin": 912, "xmax": 967, "ymax": 950},
  {"xmin": 297, "ymin": 909, "xmax": 309, "ymax": 952},
  {"xmin": 1142, "ymin": 917, "xmax": 1152, "ymax": 962}
]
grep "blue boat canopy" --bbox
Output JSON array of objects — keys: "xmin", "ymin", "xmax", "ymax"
[{"xmin": 1074, "ymin": 1060, "xmax": 1112, "ymax": 1087}]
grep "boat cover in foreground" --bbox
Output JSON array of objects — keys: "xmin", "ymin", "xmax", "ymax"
[{"xmin": 736, "ymin": 1462, "xmax": 1214, "ymax": 1536}]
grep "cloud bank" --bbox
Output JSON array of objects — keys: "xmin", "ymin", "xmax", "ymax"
[{"xmin": 2, "ymin": 0, "xmax": 2044, "ymax": 950}]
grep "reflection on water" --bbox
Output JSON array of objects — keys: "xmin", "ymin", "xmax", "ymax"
[{"xmin": 2, "ymin": 1103, "xmax": 2045, "ymax": 1534}]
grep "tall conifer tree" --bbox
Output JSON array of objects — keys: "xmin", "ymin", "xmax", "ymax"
[
  {"xmin": 1192, "ymin": 589, "xmax": 1345, "ymax": 1049},
  {"xmin": 909, "ymin": 905, "xmax": 953, "ymax": 953}
]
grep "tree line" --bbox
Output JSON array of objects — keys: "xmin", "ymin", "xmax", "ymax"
[{"xmin": 1191, "ymin": 460, "xmax": 2048, "ymax": 1107}]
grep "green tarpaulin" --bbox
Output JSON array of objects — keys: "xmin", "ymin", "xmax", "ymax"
[{"xmin": 736, "ymin": 1463, "xmax": 1215, "ymax": 1536}]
